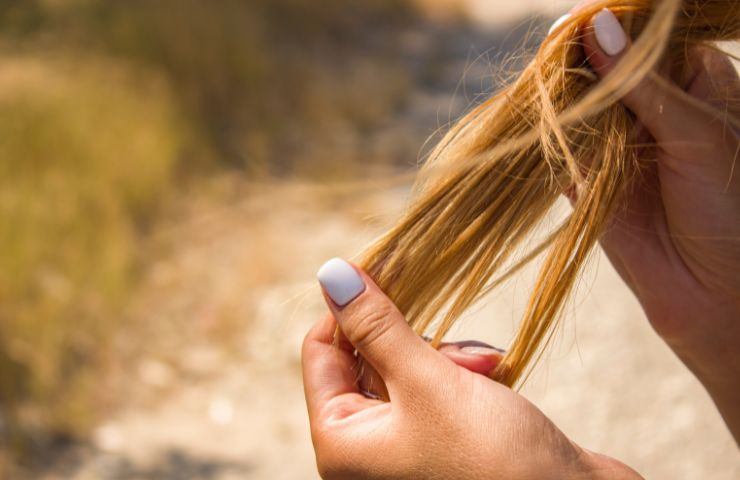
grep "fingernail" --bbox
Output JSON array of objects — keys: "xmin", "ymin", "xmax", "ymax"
[
  {"xmin": 317, "ymin": 258, "xmax": 366, "ymax": 307},
  {"xmin": 461, "ymin": 346, "xmax": 505, "ymax": 357},
  {"xmin": 359, "ymin": 387, "xmax": 382, "ymax": 400},
  {"xmin": 548, "ymin": 13, "xmax": 571, "ymax": 35},
  {"xmin": 593, "ymin": 8, "xmax": 627, "ymax": 56}
]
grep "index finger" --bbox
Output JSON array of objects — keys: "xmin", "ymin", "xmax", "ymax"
[{"xmin": 301, "ymin": 313, "xmax": 362, "ymax": 421}]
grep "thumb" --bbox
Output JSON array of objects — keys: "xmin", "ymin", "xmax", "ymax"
[
  {"xmin": 316, "ymin": 258, "xmax": 438, "ymax": 385},
  {"xmin": 582, "ymin": 8, "xmax": 720, "ymax": 150}
]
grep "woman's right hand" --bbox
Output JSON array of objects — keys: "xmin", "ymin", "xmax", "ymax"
[
  {"xmin": 304, "ymin": 259, "xmax": 640, "ymax": 479},
  {"xmin": 572, "ymin": 6, "xmax": 740, "ymax": 439}
]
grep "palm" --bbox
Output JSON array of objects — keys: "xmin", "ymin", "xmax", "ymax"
[{"xmin": 598, "ymin": 46, "xmax": 740, "ymax": 346}]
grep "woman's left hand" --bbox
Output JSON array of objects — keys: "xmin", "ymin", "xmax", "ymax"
[{"xmin": 303, "ymin": 259, "xmax": 640, "ymax": 479}]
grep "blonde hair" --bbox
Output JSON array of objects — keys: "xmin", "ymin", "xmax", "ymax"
[{"xmin": 357, "ymin": 0, "xmax": 740, "ymax": 389}]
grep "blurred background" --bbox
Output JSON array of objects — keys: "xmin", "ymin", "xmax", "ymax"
[{"xmin": 0, "ymin": 0, "xmax": 737, "ymax": 478}]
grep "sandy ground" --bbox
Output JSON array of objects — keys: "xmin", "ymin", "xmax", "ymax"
[
  {"xmin": 35, "ymin": 1, "xmax": 740, "ymax": 478},
  {"xmin": 55, "ymin": 186, "xmax": 738, "ymax": 480}
]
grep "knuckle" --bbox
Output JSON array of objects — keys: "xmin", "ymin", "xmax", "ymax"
[
  {"xmin": 302, "ymin": 314, "xmax": 334, "ymax": 361},
  {"xmin": 316, "ymin": 461, "xmax": 351, "ymax": 480},
  {"xmin": 301, "ymin": 332, "xmax": 312, "ymax": 358},
  {"xmin": 399, "ymin": 359, "xmax": 455, "ymax": 410},
  {"xmin": 315, "ymin": 435, "xmax": 414, "ymax": 480},
  {"xmin": 314, "ymin": 439, "xmax": 357, "ymax": 479},
  {"xmin": 345, "ymin": 299, "xmax": 396, "ymax": 351},
  {"xmin": 301, "ymin": 329, "xmax": 318, "ymax": 362}
]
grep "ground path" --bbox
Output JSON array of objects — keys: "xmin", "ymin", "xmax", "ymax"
[{"xmin": 43, "ymin": 3, "xmax": 740, "ymax": 477}]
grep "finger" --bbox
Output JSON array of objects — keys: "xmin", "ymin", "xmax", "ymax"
[
  {"xmin": 582, "ymin": 8, "xmax": 731, "ymax": 154},
  {"xmin": 546, "ymin": 0, "xmax": 599, "ymax": 37},
  {"xmin": 357, "ymin": 361, "xmax": 390, "ymax": 401},
  {"xmin": 316, "ymin": 257, "xmax": 440, "ymax": 386},
  {"xmin": 438, "ymin": 341, "xmax": 505, "ymax": 377},
  {"xmin": 357, "ymin": 339, "xmax": 505, "ymax": 397},
  {"xmin": 302, "ymin": 312, "xmax": 365, "ymax": 422},
  {"xmin": 685, "ymin": 46, "xmax": 740, "ymax": 109}
]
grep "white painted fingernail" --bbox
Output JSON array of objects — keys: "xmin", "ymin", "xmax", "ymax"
[
  {"xmin": 461, "ymin": 346, "xmax": 504, "ymax": 356},
  {"xmin": 593, "ymin": 8, "xmax": 627, "ymax": 56},
  {"xmin": 317, "ymin": 258, "xmax": 366, "ymax": 307},
  {"xmin": 548, "ymin": 13, "xmax": 571, "ymax": 35}
]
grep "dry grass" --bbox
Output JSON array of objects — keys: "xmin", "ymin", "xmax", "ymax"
[
  {"xmin": 0, "ymin": 55, "xmax": 182, "ymax": 450},
  {"xmin": 0, "ymin": 0, "xmax": 419, "ymax": 464}
]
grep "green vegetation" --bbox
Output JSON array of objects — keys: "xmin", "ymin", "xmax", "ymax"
[
  {"xmin": 0, "ymin": 0, "xmax": 416, "ymax": 458},
  {"xmin": 1, "ymin": 0, "xmax": 414, "ymax": 172},
  {"xmin": 0, "ymin": 57, "xmax": 182, "ymax": 445}
]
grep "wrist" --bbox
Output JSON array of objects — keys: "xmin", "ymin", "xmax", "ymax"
[
  {"xmin": 579, "ymin": 449, "xmax": 643, "ymax": 480},
  {"xmin": 655, "ymin": 305, "xmax": 740, "ymax": 441},
  {"xmin": 690, "ymin": 372, "xmax": 740, "ymax": 442},
  {"xmin": 531, "ymin": 441, "xmax": 641, "ymax": 479},
  {"xmin": 642, "ymin": 292, "xmax": 740, "ymax": 389}
]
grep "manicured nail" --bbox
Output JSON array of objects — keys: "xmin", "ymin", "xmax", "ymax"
[
  {"xmin": 461, "ymin": 346, "xmax": 505, "ymax": 357},
  {"xmin": 317, "ymin": 258, "xmax": 366, "ymax": 307},
  {"xmin": 359, "ymin": 387, "xmax": 382, "ymax": 400},
  {"xmin": 548, "ymin": 13, "xmax": 571, "ymax": 35},
  {"xmin": 593, "ymin": 8, "xmax": 627, "ymax": 56}
]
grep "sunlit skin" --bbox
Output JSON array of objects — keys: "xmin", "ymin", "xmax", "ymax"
[
  {"xmin": 302, "ymin": 4, "xmax": 740, "ymax": 478},
  {"xmin": 581, "ymin": 19, "xmax": 740, "ymax": 445},
  {"xmin": 304, "ymin": 267, "xmax": 641, "ymax": 479}
]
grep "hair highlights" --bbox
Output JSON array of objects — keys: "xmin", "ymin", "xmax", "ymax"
[{"xmin": 356, "ymin": 0, "xmax": 740, "ymax": 390}]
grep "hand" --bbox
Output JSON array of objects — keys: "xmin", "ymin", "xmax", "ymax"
[
  {"xmin": 568, "ymin": 5, "xmax": 740, "ymax": 438},
  {"xmin": 303, "ymin": 259, "xmax": 640, "ymax": 479},
  {"xmin": 358, "ymin": 338, "xmax": 506, "ymax": 400}
]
